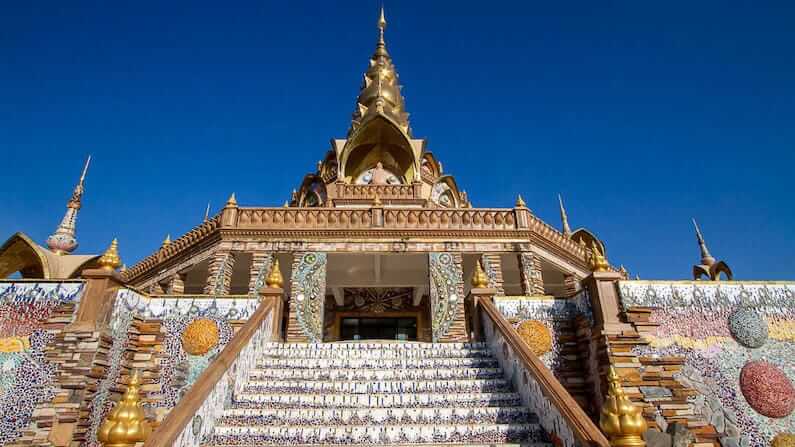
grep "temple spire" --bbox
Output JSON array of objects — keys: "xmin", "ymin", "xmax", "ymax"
[
  {"xmin": 348, "ymin": 6, "xmax": 411, "ymax": 136},
  {"xmin": 47, "ymin": 156, "xmax": 91, "ymax": 255},
  {"xmin": 558, "ymin": 194, "xmax": 572, "ymax": 238},
  {"xmin": 692, "ymin": 218, "xmax": 715, "ymax": 266}
]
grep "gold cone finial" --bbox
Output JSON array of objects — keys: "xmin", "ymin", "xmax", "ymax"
[
  {"xmin": 265, "ymin": 258, "xmax": 283, "ymax": 288},
  {"xmin": 161, "ymin": 234, "xmax": 171, "ymax": 249},
  {"xmin": 600, "ymin": 367, "xmax": 647, "ymax": 447},
  {"xmin": 515, "ymin": 194, "xmax": 526, "ymax": 208},
  {"xmin": 98, "ymin": 238, "xmax": 122, "ymax": 271},
  {"xmin": 472, "ymin": 258, "xmax": 490, "ymax": 288},
  {"xmin": 98, "ymin": 370, "xmax": 151, "ymax": 446},
  {"xmin": 226, "ymin": 193, "xmax": 237, "ymax": 207},
  {"xmin": 589, "ymin": 240, "xmax": 610, "ymax": 273},
  {"xmin": 692, "ymin": 218, "xmax": 715, "ymax": 266}
]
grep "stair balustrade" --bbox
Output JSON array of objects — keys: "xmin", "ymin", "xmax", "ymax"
[{"xmin": 477, "ymin": 296, "xmax": 610, "ymax": 447}]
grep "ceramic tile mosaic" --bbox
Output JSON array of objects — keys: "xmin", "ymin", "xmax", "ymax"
[
  {"xmin": 618, "ymin": 281, "xmax": 795, "ymax": 447},
  {"xmin": 0, "ymin": 281, "xmax": 84, "ymax": 446}
]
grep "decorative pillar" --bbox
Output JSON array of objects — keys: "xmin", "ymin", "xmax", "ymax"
[
  {"xmin": 429, "ymin": 252, "xmax": 466, "ymax": 342},
  {"xmin": 164, "ymin": 273, "xmax": 185, "ymax": 295},
  {"xmin": 563, "ymin": 273, "xmax": 578, "ymax": 298},
  {"xmin": 248, "ymin": 252, "xmax": 274, "ymax": 295},
  {"xmin": 260, "ymin": 259, "xmax": 285, "ymax": 341},
  {"xmin": 481, "ymin": 253, "xmax": 505, "ymax": 295},
  {"xmin": 519, "ymin": 252, "xmax": 545, "ymax": 296},
  {"xmin": 204, "ymin": 251, "xmax": 236, "ymax": 295},
  {"xmin": 287, "ymin": 252, "xmax": 326, "ymax": 343}
]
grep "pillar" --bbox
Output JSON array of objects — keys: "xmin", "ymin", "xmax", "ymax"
[
  {"xmin": 519, "ymin": 252, "xmax": 545, "ymax": 296},
  {"xmin": 248, "ymin": 252, "xmax": 274, "ymax": 294},
  {"xmin": 563, "ymin": 273, "xmax": 578, "ymax": 298},
  {"xmin": 482, "ymin": 253, "xmax": 505, "ymax": 295},
  {"xmin": 204, "ymin": 251, "xmax": 235, "ymax": 295},
  {"xmin": 164, "ymin": 273, "xmax": 185, "ymax": 295}
]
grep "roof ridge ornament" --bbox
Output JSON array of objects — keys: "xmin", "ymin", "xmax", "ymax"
[
  {"xmin": 559, "ymin": 194, "xmax": 573, "ymax": 238},
  {"xmin": 98, "ymin": 238, "xmax": 122, "ymax": 271},
  {"xmin": 47, "ymin": 155, "xmax": 91, "ymax": 255},
  {"xmin": 691, "ymin": 219, "xmax": 733, "ymax": 280}
]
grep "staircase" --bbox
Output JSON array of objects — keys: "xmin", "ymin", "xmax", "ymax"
[{"xmin": 204, "ymin": 341, "xmax": 551, "ymax": 446}]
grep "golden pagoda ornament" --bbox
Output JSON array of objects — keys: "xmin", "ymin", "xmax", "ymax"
[
  {"xmin": 472, "ymin": 259, "xmax": 490, "ymax": 288},
  {"xmin": 98, "ymin": 238, "xmax": 122, "ymax": 271},
  {"xmin": 98, "ymin": 370, "xmax": 151, "ymax": 447},
  {"xmin": 600, "ymin": 367, "xmax": 647, "ymax": 447},
  {"xmin": 589, "ymin": 240, "xmax": 610, "ymax": 273},
  {"xmin": 265, "ymin": 259, "xmax": 283, "ymax": 288}
]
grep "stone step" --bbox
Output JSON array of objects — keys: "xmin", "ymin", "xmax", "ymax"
[
  {"xmin": 209, "ymin": 444, "xmax": 543, "ymax": 447},
  {"xmin": 208, "ymin": 423, "xmax": 546, "ymax": 446},
  {"xmin": 262, "ymin": 341, "xmax": 488, "ymax": 351},
  {"xmin": 256, "ymin": 357, "xmax": 499, "ymax": 370},
  {"xmin": 258, "ymin": 347, "xmax": 492, "ymax": 359},
  {"xmin": 231, "ymin": 391, "xmax": 522, "ymax": 409},
  {"xmin": 241, "ymin": 378, "xmax": 511, "ymax": 394},
  {"xmin": 248, "ymin": 366, "xmax": 504, "ymax": 381},
  {"xmin": 218, "ymin": 406, "xmax": 535, "ymax": 426}
]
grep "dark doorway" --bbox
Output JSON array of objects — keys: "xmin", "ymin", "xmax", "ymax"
[{"xmin": 340, "ymin": 317, "xmax": 418, "ymax": 341}]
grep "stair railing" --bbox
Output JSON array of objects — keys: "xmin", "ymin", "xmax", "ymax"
[
  {"xmin": 144, "ymin": 295, "xmax": 279, "ymax": 447},
  {"xmin": 477, "ymin": 295, "xmax": 610, "ymax": 447}
]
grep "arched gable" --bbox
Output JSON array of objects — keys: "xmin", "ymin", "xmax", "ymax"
[
  {"xmin": 571, "ymin": 228, "xmax": 606, "ymax": 257},
  {"xmin": 339, "ymin": 114, "xmax": 419, "ymax": 184},
  {"xmin": 0, "ymin": 232, "xmax": 51, "ymax": 279}
]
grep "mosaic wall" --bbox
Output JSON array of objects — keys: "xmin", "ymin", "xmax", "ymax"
[
  {"xmin": 429, "ymin": 252, "xmax": 463, "ymax": 342},
  {"xmin": 0, "ymin": 281, "xmax": 84, "ymax": 446},
  {"xmin": 84, "ymin": 288, "xmax": 260, "ymax": 445},
  {"xmin": 290, "ymin": 252, "xmax": 327, "ymax": 343},
  {"xmin": 618, "ymin": 281, "xmax": 795, "ymax": 447}
]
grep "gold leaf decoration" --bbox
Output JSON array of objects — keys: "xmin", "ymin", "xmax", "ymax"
[
  {"xmin": 181, "ymin": 318, "xmax": 220, "ymax": 356},
  {"xmin": 516, "ymin": 320, "xmax": 553, "ymax": 356}
]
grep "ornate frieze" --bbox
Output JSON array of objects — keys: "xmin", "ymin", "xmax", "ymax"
[
  {"xmin": 289, "ymin": 252, "xmax": 327, "ymax": 343},
  {"xmin": 429, "ymin": 252, "xmax": 464, "ymax": 342}
]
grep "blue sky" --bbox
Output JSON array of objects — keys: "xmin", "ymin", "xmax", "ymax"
[{"xmin": 1, "ymin": 1, "xmax": 793, "ymax": 279}]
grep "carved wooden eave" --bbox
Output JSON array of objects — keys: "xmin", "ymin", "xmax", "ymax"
[{"xmin": 123, "ymin": 206, "xmax": 594, "ymax": 284}]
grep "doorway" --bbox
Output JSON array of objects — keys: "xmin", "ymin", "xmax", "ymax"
[{"xmin": 340, "ymin": 316, "xmax": 418, "ymax": 341}]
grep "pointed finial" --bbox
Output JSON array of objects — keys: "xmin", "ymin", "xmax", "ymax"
[
  {"xmin": 634, "ymin": 274, "xmax": 641, "ymax": 280},
  {"xmin": 226, "ymin": 193, "xmax": 237, "ymax": 207},
  {"xmin": 120, "ymin": 264, "xmax": 128, "ymax": 273},
  {"xmin": 98, "ymin": 238, "xmax": 122, "ymax": 271},
  {"xmin": 589, "ymin": 240, "xmax": 610, "ymax": 273},
  {"xmin": 558, "ymin": 194, "xmax": 573, "ymax": 237},
  {"xmin": 46, "ymin": 156, "xmax": 92, "ymax": 255},
  {"xmin": 265, "ymin": 259, "xmax": 283, "ymax": 288},
  {"xmin": 161, "ymin": 235, "xmax": 171, "ymax": 249},
  {"xmin": 600, "ymin": 366, "xmax": 647, "ymax": 447},
  {"xmin": 204, "ymin": 202, "xmax": 211, "ymax": 222},
  {"xmin": 377, "ymin": 5, "xmax": 387, "ymax": 44},
  {"xmin": 98, "ymin": 370, "xmax": 152, "ymax": 446},
  {"xmin": 283, "ymin": 201, "xmax": 289, "ymax": 208},
  {"xmin": 472, "ymin": 258, "xmax": 490, "ymax": 288},
  {"xmin": 692, "ymin": 218, "xmax": 715, "ymax": 266},
  {"xmin": 515, "ymin": 194, "xmax": 526, "ymax": 208}
]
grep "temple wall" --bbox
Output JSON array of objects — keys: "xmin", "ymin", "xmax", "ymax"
[
  {"xmin": 0, "ymin": 281, "xmax": 84, "ymax": 446},
  {"xmin": 616, "ymin": 281, "xmax": 795, "ymax": 447},
  {"xmin": 494, "ymin": 293, "xmax": 594, "ymax": 412}
]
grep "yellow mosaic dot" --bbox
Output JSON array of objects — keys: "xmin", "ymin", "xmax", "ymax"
[
  {"xmin": 181, "ymin": 318, "xmax": 220, "ymax": 356},
  {"xmin": 772, "ymin": 433, "xmax": 795, "ymax": 447},
  {"xmin": 516, "ymin": 320, "xmax": 553, "ymax": 356}
]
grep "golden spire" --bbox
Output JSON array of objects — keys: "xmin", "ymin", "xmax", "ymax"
[
  {"xmin": 515, "ymin": 194, "xmax": 526, "ymax": 208},
  {"xmin": 265, "ymin": 259, "xmax": 283, "ymax": 288},
  {"xmin": 692, "ymin": 218, "xmax": 715, "ymax": 267},
  {"xmin": 204, "ymin": 202, "xmax": 211, "ymax": 222},
  {"xmin": 589, "ymin": 240, "xmax": 610, "ymax": 273},
  {"xmin": 161, "ymin": 234, "xmax": 171, "ymax": 249},
  {"xmin": 47, "ymin": 155, "xmax": 91, "ymax": 255},
  {"xmin": 349, "ymin": 6, "xmax": 411, "ymax": 136},
  {"xmin": 472, "ymin": 258, "xmax": 490, "ymax": 288},
  {"xmin": 98, "ymin": 370, "xmax": 152, "ymax": 446},
  {"xmin": 558, "ymin": 194, "xmax": 573, "ymax": 237},
  {"xmin": 600, "ymin": 367, "xmax": 647, "ymax": 447},
  {"xmin": 226, "ymin": 193, "xmax": 237, "ymax": 207},
  {"xmin": 98, "ymin": 238, "xmax": 122, "ymax": 271}
]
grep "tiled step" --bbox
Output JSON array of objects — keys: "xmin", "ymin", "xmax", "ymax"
[
  {"xmin": 248, "ymin": 366, "xmax": 504, "ymax": 381},
  {"xmin": 241, "ymin": 378, "xmax": 512, "ymax": 394},
  {"xmin": 264, "ymin": 341, "xmax": 488, "ymax": 350},
  {"xmin": 208, "ymin": 423, "xmax": 547, "ymax": 445},
  {"xmin": 218, "ymin": 406, "xmax": 535, "ymax": 426},
  {"xmin": 259, "ymin": 346, "xmax": 492, "ymax": 359},
  {"xmin": 231, "ymin": 391, "xmax": 523, "ymax": 409},
  {"xmin": 256, "ymin": 357, "xmax": 499, "ymax": 370}
]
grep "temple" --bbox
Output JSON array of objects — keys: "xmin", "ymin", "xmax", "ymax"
[{"xmin": 1, "ymin": 8, "xmax": 792, "ymax": 447}]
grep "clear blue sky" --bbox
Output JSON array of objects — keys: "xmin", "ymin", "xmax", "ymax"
[{"xmin": 1, "ymin": 1, "xmax": 793, "ymax": 280}]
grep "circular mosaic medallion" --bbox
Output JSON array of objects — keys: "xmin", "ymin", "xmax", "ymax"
[
  {"xmin": 181, "ymin": 318, "xmax": 220, "ymax": 356},
  {"xmin": 516, "ymin": 320, "xmax": 553, "ymax": 356},
  {"xmin": 739, "ymin": 360, "xmax": 795, "ymax": 418},
  {"xmin": 728, "ymin": 307, "xmax": 768, "ymax": 348},
  {"xmin": 772, "ymin": 433, "xmax": 795, "ymax": 447}
]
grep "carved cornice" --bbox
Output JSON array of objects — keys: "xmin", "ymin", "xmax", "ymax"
[{"xmin": 333, "ymin": 183, "xmax": 420, "ymax": 201}]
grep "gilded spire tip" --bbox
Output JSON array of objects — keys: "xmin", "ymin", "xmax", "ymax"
[
  {"xmin": 47, "ymin": 155, "xmax": 92, "ymax": 255},
  {"xmin": 98, "ymin": 370, "xmax": 151, "ymax": 446},
  {"xmin": 204, "ymin": 202, "xmax": 211, "ymax": 222},
  {"xmin": 515, "ymin": 194, "xmax": 526, "ymax": 208},
  {"xmin": 161, "ymin": 234, "xmax": 171, "ymax": 249},
  {"xmin": 558, "ymin": 194, "xmax": 572, "ymax": 238},
  {"xmin": 98, "ymin": 238, "xmax": 122, "ymax": 271},
  {"xmin": 226, "ymin": 193, "xmax": 237, "ymax": 207},
  {"xmin": 600, "ymin": 366, "xmax": 647, "ymax": 447},
  {"xmin": 265, "ymin": 258, "xmax": 284, "ymax": 288},
  {"xmin": 472, "ymin": 258, "xmax": 490, "ymax": 288}
]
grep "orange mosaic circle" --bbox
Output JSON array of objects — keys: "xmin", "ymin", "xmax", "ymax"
[
  {"xmin": 516, "ymin": 320, "xmax": 553, "ymax": 356},
  {"xmin": 772, "ymin": 433, "xmax": 795, "ymax": 447},
  {"xmin": 181, "ymin": 318, "xmax": 220, "ymax": 356}
]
